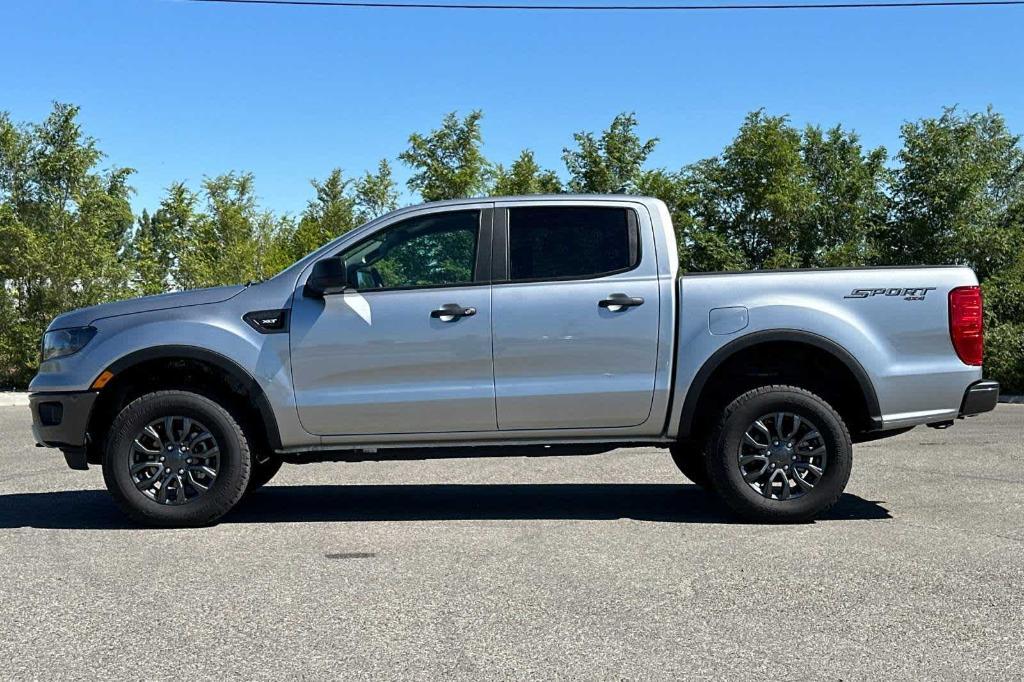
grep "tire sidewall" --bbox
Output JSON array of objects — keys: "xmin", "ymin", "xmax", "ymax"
[
  {"xmin": 708, "ymin": 388, "xmax": 852, "ymax": 521},
  {"xmin": 103, "ymin": 391, "xmax": 251, "ymax": 526}
]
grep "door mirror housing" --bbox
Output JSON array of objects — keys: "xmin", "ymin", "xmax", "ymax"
[{"xmin": 304, "ymin": 257, "xmax": 350, "ymax": 297}]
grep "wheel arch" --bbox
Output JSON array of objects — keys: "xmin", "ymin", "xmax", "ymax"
[
  {"xmin": 86, "ymin": 345, "xmax": 282, "ymax": 462},
  {"xmin": 676, "ymin": 330, "xmax": 882, "ymax": 440}
]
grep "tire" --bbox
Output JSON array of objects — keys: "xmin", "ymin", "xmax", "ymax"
[
  {"xmin": 704, "ymin": 385, "xmax": 852, "ymax": 523},
  {"xmin": 246, "ymin": 452, "xmax": 283, "ymax": 493},
  {"xmin": 669, "ymin": 444, "xmax": 711, "ymax": 490},
  {"xmin": 102, "ymin": 390, "xmax": 251, "ymax": 527}
]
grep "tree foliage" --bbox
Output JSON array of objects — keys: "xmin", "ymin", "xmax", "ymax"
[
  {"xmin": 399, "ymin": 111, "xmax": 491, "ymax": 202},
  {"xmin": 0, "ymin": 104, "xmax": 134, "ymax": 386},
  {"xmin": 1, "ymin": 102, "xmax": 1022, "ymax": 391},
  {"xmin": 493, "ymin": 150, "xmax": 562, "ymax": 195},
  {"xmin": 174, "ymin": 172, "xmax": 286, "ymax": 289},
  {"xmin": 682, "ymin": 112, "xmax": 889, "ymax": 271},
  {"xmin": 128, "ymin": 182, "xmax": 195, "ymax": 295},
  {"xmin": 884, "ymin": 107, "xmax": 1024, "ymax": 280},
  {"xmin": 283, "ymin": 161, "xmax": 400, "ymax": 264},
  {"xmin": 355, "ymin": 159, "xmax": 400, "ymax": 222},
  {"xmin": 563, "ymin": 112, "xmax": 658, "ymax": 194}
]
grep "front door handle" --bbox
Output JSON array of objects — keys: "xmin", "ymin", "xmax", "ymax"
[
  {"xmin": 431, "ymin": 303, "xmax": 477, "ymax": 321},
  {"xmin": 599, "ymin": 293, "xmax": 644, "ymax": 311}
]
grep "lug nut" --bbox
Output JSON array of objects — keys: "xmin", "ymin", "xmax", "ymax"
[
  {"xmin": 784, "ymin": 465, "xmax": 789, "ymax": 471},
  {"xmin": 159, "ymin": 456, "xmax": 165, "ymax": 462},
  {"xmin": 186, "ymin": 458, "xmax": 192, "ymax": 464},
  {"xmin": 178, "ymin": 468, "xmax": 185, "ymax": 475}
]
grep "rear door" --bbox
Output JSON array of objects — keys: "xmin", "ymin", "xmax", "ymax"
[{"xmin": 490, "ymin": 202, "xmax": 661, "ymax": 430}]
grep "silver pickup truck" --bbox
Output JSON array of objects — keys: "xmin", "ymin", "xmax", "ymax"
[{"xmin": 29, "ymin": 195, "xmax": 999, "ymax": 526}]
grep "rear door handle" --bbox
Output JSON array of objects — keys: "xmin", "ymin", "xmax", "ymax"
[
  {"xmin": 599, "ymin": 293, "xmax": 644, "ymax": 310},
  {"xmin": 431, "ymin": 303, "xmax": 477, "ymax": 321}
]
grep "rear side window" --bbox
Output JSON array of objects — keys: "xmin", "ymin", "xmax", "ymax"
[{"xmin": 507, "ymin": 207, "xmax": 638, "ymax": 281}]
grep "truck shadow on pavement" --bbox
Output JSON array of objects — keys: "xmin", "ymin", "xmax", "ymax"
[{"xmin": 0, "ymin": 483, "xmax": 891, "ymax": 529}]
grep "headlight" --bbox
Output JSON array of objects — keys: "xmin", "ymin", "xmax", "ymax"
[{"xmin": 41, "ymin": 326, "xmax": 97, "ymax": 362}]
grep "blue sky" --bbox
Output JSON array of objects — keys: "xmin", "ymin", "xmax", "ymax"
[{"xmin": 2, "ymin": 0, "xmax": 1022, "ymax": 214}]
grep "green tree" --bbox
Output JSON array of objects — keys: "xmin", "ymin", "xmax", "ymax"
[
  {"xmin": 884, "ymin": 107, "xmax": 1024, "ymax": 279},
  {"xmin": 128, "ymin": 182, "xmax": 196, "ymax": 294},
  {"xmin": 354, "ymin": 159, "xmax": 399, "ymax": 221},
  {"xmin": 683, "ymin": 112, "xmax": 813, "ymax": 270},
  {"xmin": 280, "ymin": 161, "xmax": 400, "ymax": 264},
  {"xmin": 400, "ymin": 111, "xmax": 491, "ymax": 201},
  {"xmin": 634, "ymin": 168, "xmax": 726, "ymax": 271},
  {"xmin": 176, "ymin": 172, "xmax": 287, "ymax": 288},
  {"xmin": 680, "ymin": 112, "xmax": 889, "ymax": 271},
  {"xmin": 982, "ymin": 210, "xmax": 1024, "ymax": 392},
  {"xmin": 0, "ymin": 103, "xmax": 134, "ymax": 386},
  {"xmin": 493, "ymin": 150, "xmax": 562, "ymax": 195},
  {"xmin": 800, "ymin": 125, "xmax": 889, "ymax": 266},
  {"xmin": 2, "ymin": 101, "xmax": 1023, "ymax": 391},
  {"xmin": 563, "ymin": 113, "xmax": 658, "ymax": 194},
  {"xmin": 129, "ymin": 209, "xmax": 164, "ymax": 295},
  {"xmin": 285, "ymin": 169, "xmax": 359, "ymax": 262}
]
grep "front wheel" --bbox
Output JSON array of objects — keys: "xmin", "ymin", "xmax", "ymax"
[
  {"xmin": 704, "ymin": 385, "xmax": 852, "ymax": 523},
  {"xmin": 102, "ymin": 390, "xmax": 251, "ymax": 527}
]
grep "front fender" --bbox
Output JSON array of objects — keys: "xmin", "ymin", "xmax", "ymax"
[{"xmin": 30, "ymin": 307, "xmax": 314, "ymax": 449}]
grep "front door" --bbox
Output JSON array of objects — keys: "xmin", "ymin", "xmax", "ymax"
[
  {"xmin": 491, "ymin": 204, "xmax": 661, "ymax": 430},
  {"xmin": 289, "ymin": 207, "xmax": 496, "ymax": 436}
]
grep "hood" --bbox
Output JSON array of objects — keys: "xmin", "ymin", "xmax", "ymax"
[{"xmin": 48, "ymin": 285, "xmax": 248, "ymax": 330}]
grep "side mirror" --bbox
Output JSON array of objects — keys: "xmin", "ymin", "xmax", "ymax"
[{"xmin": 304, "ymin": 257, "xmax": 350, "ymax": 298}]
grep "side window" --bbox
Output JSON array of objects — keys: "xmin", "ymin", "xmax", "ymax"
[
  {"xmin": 341, "ymin": 210, "xmax": 480, "ymax": 290},
  {"xmin": 507, "ymin": 207, "xmax": 638, "ymax": 281}
]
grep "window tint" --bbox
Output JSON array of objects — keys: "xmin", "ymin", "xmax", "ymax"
[
  {"xmin": 342, "ymin": 210, "xmax": 480, "ymax": 290},
  {"xmin": 508, "ymin": 207, "xmax": 636, "ymax": 281}
]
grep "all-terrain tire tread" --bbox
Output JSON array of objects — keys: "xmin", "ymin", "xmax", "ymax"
[
  {"xmin": 102, "ymin": 390, "xmax": 251, "ymax": 527},
  {"xmin": 705, "ymin": 384, "xmax": 852, "ymax": 523}
]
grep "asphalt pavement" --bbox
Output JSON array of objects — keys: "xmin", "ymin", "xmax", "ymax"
[{"xmin": 1, "ymin": 405, "xmax": 1022, "ymax": 680}]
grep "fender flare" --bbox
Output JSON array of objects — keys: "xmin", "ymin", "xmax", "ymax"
[
  {"xmin": 676, "ymin": 329, "xmax": 882, "ymax": 438},
  {"xmin": 101, "ymin": 345, "xmax": 283, "ymax": 450}
]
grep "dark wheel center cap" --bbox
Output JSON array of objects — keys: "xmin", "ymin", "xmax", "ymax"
[{"xmin": 768, "ymin": 444, "xmax": 792, "ymax": 466}]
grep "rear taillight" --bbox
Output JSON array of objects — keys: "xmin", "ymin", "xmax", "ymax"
[{"xmin": 949, "ymin": 285, "xmax": 983, "ymax": 366}]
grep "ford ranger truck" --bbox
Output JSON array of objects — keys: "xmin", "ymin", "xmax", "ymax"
[{"xmin": 29, "ymin": 196, "xmax": 1000, "ymax": 526}]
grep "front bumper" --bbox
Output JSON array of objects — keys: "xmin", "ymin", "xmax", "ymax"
[
  {"xmin": 30, "ymin": 391, "xmax": 98, "ymax": 470},
  {"xmin": 959, "ymin": 380, "xmax": 999, "ymax": 417}
]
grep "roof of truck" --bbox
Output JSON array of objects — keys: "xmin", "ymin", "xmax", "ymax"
[{"xmin": 397, "ymin": 194, "xmax": 662, "ymax": 211}]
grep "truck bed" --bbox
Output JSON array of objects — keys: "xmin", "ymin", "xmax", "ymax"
[{"xmin": 669, "ymin": 265, "xmax": 982, "ymax": 435}]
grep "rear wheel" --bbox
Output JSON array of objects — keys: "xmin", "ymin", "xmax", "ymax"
[
  {"xmin": 668, "ymin": 444, "xmax": 711, "ymax": 490},
  {"xmin": 102, "ymin": 390, "xmax": 251, "ymax": 527},
  {"xmin": 704, "ymin": 385, "xmax": 852, "ymax": 523}
]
